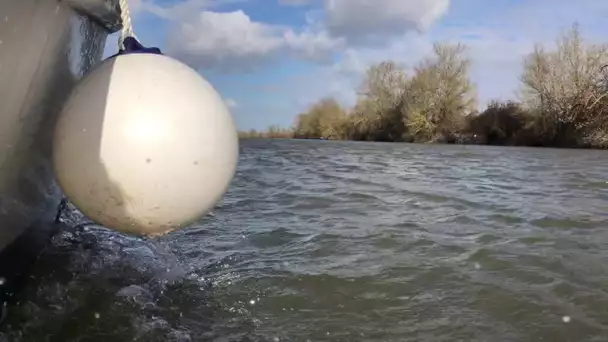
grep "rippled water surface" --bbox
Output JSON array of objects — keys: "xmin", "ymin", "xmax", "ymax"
[{"xmin": 1, "ymin": 140, "xmax": 608, "ymax": 341}]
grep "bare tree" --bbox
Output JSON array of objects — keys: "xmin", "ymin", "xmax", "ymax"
[
  {"xmin": 293, "ymin": 97, "xmax": 347, "ymax": 139},
  {"xmin": 521, "ymin": 23, "xmax": 608, "ymax": 146},
  {"xmin": 351, "ymin": 61, "xmax": 409, "ymax": 141},
  {"xmin": 405, "ymin": 42, "xmax": 476, "ymax": 141}
]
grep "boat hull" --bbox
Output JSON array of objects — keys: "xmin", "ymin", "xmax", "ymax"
[{"xmin": 0, "ymin": 0, "xmax": 121, "ymax": 252}]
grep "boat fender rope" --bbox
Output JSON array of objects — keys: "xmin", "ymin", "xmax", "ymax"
[
  {"xmin": 119, "ymin": 0, "xmax": 137, "ymax": 49},
  {"xmin": 111, "ymin": 0, "xmax": 162, "ymax": 58}
]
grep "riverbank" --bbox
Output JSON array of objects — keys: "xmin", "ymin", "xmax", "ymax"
[
  {"xmin": 238, "ymin": 135, "xmax": 608, "ymax": 150},
  {"xmin": 240, "ymin": 24, "xmax": 608, "ymax": 150},
  {"xmin": 239, "ymin": 103, "xmax": 608, "ymax": 150}
]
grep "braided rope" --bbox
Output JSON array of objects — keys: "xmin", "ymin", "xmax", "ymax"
[{"xmin": 118, "ymin": 0, "xmax": 137, "ymax": 49}]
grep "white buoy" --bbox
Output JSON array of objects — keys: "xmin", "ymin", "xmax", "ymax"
[{"xmin": 52, "ymin": 53, "xmax": 239, "ymax": 236}]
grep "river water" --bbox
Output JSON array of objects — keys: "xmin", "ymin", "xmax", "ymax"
[{"xmin": 1, "ymin": 139, "xmax": 607, "ymax": 341}]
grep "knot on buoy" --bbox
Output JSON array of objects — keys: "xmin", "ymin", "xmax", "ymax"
[{"xmin": 112, "ymin": 36, "xmax": 163, "ymax": 57}]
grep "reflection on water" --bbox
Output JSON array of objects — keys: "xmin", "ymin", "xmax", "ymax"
[{"xmin": 1, "ymin": 140, "xmax": 607, "ymax": 341}]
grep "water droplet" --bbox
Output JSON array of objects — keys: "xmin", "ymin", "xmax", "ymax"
[
  {"xmin": 562, "ymin": 316, "xmax": 571, "ymax": 323},
  {"xmin": 94, "ymin": 312, "xmax": 100, "ymax": 319},
  {"xmin": 474, "ymin": 262, "xmax": 481, "ymax": 269},
  {"xmin": 0, "ymin": 277, "xmax": 6, "ymax": 285},
  {"xmin": 249, "ymin": 299, "xmax": 256, "ymax": 305}
]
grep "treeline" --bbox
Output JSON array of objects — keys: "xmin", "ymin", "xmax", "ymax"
[
  {"xmin": 242, "ymin": 25, "xmax": 608, "ymax": 148},
  {"xmin": 238, "ymin": 125, "xmax": 293, "ymax": 139}
]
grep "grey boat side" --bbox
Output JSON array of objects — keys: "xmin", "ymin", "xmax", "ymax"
[{"xmin": 0, "ymin": 0, "xmax": 122, "ymax": 253}]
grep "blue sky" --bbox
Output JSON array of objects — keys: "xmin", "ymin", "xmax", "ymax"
[{"xmin": 104, "ymin": 0, "xmax": 608, "ymax": 130}]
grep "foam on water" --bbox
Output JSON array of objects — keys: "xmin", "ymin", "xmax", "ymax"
[{"xmin": 0, "ymin": 202, "xmax": 254, "ymax": 341}]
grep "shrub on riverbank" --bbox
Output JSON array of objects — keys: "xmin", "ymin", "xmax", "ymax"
[
  {"xmin": 240, "ymin": 24, "xmax": 608, "ymax": 149},
  {"xmin": 292, "ymin": 98, "xmax": 348, "ymax": 140},
  {"xmin": 463, "ymin": 101, "xmax": 533, "ymax": 146},
  {"xmin": 238, "ymin": 125, "xmax": 293, "ymax": 139},
  {"xmin": 521, "ymin": 24, "xmax": 608, "ymax": 148}
]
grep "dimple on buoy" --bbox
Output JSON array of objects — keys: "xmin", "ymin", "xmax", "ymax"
[{"xmin": 52, "ymin": 41, "xmax": 239, "ymax": 236}]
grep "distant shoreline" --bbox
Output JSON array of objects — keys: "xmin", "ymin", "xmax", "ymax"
[
  {"xmin": 238, "ymin": 24, "xmax": 608, "ymax": 151},
  {"xmin": 238, "ymin": 136, "xmax": 608, "ymax": 150}
]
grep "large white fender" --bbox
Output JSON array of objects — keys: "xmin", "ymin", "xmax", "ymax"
[{"xmin": 53, "ymin": 52, "xmax": 239, "ymax": 236}]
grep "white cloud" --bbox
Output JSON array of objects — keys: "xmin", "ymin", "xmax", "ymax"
[
  {"xmin": 140, "ymin": 0, "xmax": 244, "ymax": 20},
  {"xmin": 323, "ymin": 0, "xmax": 450, "ymax": 44},
  {"xmin": 224, "ymin": 98, "xmax": 238, "ymax": 108},
  {"xmin": 158, "ymin": 8, "xmax": 342, "ymax": 71},
  {"xmin": 149, "ymin": 0, "xmax": 449, "ymax": 71},
  {"xmin": 279, "ymin": 0, "xmax": 311, "ymax": 6},
  {"xmin": 128, "ymin": 0, "xmax": 143, "ymax": 12},
  {"xmin": 284, "ymin": 29, "xmax": 344, "ymax": 63},
  {"xmin": 166, "ymin": 10, "xmax": 286, "ymax": 71}
]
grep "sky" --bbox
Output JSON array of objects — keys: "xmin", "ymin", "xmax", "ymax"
[{"xmin": 103, "ymin": 0, "xmax": 608, "ymax": 131}]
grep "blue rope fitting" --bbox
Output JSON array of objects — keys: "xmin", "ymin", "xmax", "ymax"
[{"xmin": 108, "ymin": 37, "xmax": 163, "ymax": 60}]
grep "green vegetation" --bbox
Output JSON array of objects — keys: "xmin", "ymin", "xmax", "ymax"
[{"xmin": 239, "ymin": 25, "xmax": 608, "ymax": 149}]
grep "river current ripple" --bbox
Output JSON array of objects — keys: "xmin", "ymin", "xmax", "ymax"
[{"xmin": 1, "ymin": 139, "xmax": 607, "ymax": 341}]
